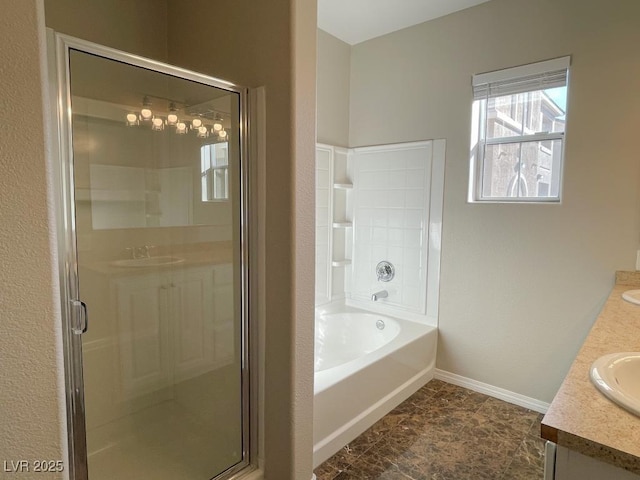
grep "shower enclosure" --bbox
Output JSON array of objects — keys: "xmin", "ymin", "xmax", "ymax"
[{"xmin": 50, "ymin": 33, "xmax": 250, "ymax": 480}]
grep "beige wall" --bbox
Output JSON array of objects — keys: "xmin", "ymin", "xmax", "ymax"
[
  {"xmin": 317, "ymin": 30, "xmax": 351, "ymax": 147},
  {"xmin": 348, "ymin": 0, "xmax": 640, "ymax": 402},
  {"xmin": 44, "ymin": 0, "xmax": 168, "ymax": 61},
  {"xmin": 0, "ymin": 0, "xmax": 65, "ymax": 472},
  {"xmin": 2, "ymin": 1, "xmax": 316, "ymax": 479}
]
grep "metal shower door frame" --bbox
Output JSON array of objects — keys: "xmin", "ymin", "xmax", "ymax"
[{"xmin": 47, "ymin": 30, "xmax": 252, "ymax": 480}]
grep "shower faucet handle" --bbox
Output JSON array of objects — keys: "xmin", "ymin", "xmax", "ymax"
[{"xmin": 376, "ymin": 261, "xmax": 395, "ymax": 282}]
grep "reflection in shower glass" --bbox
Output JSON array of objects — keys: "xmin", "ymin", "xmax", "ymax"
[
  {"xmin": 68, "ymin": 49, "xmax": 244, "ymax": 480},
  {"xmin": 201, "ymin": 143, "xmax": 229, "ymax": 202}
]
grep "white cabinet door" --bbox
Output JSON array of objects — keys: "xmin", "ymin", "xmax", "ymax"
[
  {"xmin": 170, "ymin": 266, "xmax": 216, "ymax": 382},
  {"xmin": 115, "ymin": 273, "xmax": 172, "ymax": 398},
  {"xmin": 114, "ymin": 264, "xmax": 231, "ymax": 397}
]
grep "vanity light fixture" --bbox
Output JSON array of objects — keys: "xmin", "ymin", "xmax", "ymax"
[{"xmin": 124, "ymin": 96, "xmax": 228, "ymax": 140}]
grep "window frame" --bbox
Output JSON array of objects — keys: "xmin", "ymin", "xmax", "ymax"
[
  {"xmin": 200, "ymin": 141, "xmax": 229, "ymax": 202},
  {"xmin": 468, "ymin": 56, "xmax": 570, "ymax": 204}
]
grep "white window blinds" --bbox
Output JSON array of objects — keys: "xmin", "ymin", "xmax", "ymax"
[{"xmin": 472, "ymin": 56, "xmax": 570, "ymax": 100}]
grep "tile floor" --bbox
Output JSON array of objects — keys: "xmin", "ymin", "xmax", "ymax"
[{"xmin": 314, "ymin": 379, "xmax": 545, "ymax": 480}]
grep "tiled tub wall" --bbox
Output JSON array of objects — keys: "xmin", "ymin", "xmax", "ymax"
[{"xmin": 351, "ymin": 142, "xmax": 434, "ymax": 315}]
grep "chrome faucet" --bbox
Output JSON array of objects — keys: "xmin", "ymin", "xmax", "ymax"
[
  {"xmin": 371, "ymin": 290, "xmax": 388, "ymax": 301},
  {"xmin": 126, "ymin": 245, "xmax": 155, "ymax": 259}
]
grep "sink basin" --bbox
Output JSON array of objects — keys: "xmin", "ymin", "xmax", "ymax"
[
  {"xmin": 590, "ymin": 352, "xmax": 640, "ymax": 417},
  {"xmin": 111, "ymin": 256, "xmax": 185, "ymax": 268},
  {"xmin": 622, "ymin": 290, "xmax": 640, "ymax": 305}
]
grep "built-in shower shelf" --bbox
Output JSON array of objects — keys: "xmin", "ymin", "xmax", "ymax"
[
  {"xmin": 331, "ymin": 260, "xmax": 351, "ymax": 267},
  {"xmin": 332, "ymin": 222, "xmax": 353, "ymax": 228},
  {"xmin": 333, "ymin": 183, "xmax": 353, "ymax": 189}
]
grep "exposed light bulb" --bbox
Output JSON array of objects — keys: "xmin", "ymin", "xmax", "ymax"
[
  {"xmin": 197, "ymin": 125, "xmax": 209, "ymax": 138},
  {"xmin": 176, "ymin": 122, "xmax": 188, "ymax": 134},
  {"xmin": 167, "ymin": 103, "xmax": 178, "ymax": 126},
  {"xmin": 213, "ymin": 122, "xmax": 223, "ymax": 132},
  {"xmin": 126, "ymin": 113, "xmax": 138, "ymax": 126},
  {"xmin": 192, "ymin": 118, "xmax": 203, "ymax": 128},
  {"xmin": 218, "ymin": 129, "xmax": 227, "ymax": 139},
  {"xmin": 140, "ymin": 107, "xmax": 153, "ymax": 120},
  {"xmin": 152, "ymin": 117, "xmax": 164, "ymax": 131},
  {"xmin": 140, "ymin": 96, "xmax": 154, "ymax": 120}
]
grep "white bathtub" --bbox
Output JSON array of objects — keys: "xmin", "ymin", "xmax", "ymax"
[{"xmin": 313, "ymin": 308, "xmax": 437, "ymax": 467}]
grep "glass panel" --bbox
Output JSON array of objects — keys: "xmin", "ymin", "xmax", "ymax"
[
  {"xmin": 482, "ymin": 139, "xmax": 563, "ymax": 199},
  {"xmin": 69, "ymin": 49, "xmax": 244, "ymax": 480},
  {"xmin": 485, "ymin": 87, "xmax": 567, "ymax": 140}
]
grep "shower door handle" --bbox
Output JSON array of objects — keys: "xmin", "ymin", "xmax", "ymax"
[{"xmin": 70, "ymin": 299, "xmax": 88, "ymax": 334}]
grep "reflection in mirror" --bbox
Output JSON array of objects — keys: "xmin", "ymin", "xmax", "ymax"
[
  {"xmin": 201, "ymin": 142, "xmax": 229, "ymax": 202},
  {"xmin": 70, "ymin": 51, "xmax": 237, "ymax": 230}
]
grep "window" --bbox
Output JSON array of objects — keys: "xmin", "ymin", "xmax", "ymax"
[
  {"xmin": 469, "ymin": 56, "xmax": 570, "ymax": 202},
  {"xmin": 201, "ymin": 142, "xmax": 229, "ymax": 201}
]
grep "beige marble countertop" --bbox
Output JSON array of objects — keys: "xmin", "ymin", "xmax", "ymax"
[{"xmin": 541, "ymin": 271, "xmax": 640, "ymax": 474}]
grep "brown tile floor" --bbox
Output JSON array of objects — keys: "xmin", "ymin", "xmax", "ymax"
[{"xmin": 314, "ymin": 379, "xmax": 545, "ymax": 480}]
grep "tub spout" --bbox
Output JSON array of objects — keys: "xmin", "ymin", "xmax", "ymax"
[{"xmin": 371, "ymin": 290, "xmax": 388, "ymax": 301}]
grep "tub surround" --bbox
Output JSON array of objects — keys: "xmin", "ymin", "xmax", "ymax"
[
  {"xmin": 312, "ymin": 140, "xmax": 445, "ymax": 468},
  {"xmin": 541, "ymin": 271, "xmax": 640, "ymax": 475},
  {"xmin": 314, "ymin": 140, "xmax": 445, "ymax": 327}
]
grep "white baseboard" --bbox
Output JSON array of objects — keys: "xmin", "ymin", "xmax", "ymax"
[{"xmin": 434, "ymin": 369, "xmax": 549, "ymax": 414}]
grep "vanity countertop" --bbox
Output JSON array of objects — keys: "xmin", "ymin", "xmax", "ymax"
[
  {"xmin": 80, "ymin": 242, "xmax": 234, "ymax": 276},
  {"xmin": 541, "ymin": 271, "xmax": 640, "ymax": 474}
]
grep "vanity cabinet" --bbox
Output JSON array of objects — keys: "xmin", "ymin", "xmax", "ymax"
[
  {"xmin": 546, "ymin": 444, "xmax": 640, "ymax": 480},
  {"xmin": 541, "ymin": 278, "xmax": 640, "ymax": 480},
  {"xmin": 114, "ymin": 264, "xmax": 234, "ymax": 399}
]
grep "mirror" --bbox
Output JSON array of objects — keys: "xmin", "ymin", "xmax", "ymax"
[{"xmin": 70, "ymin": 50, "xmax": 237, "ymax": 230}]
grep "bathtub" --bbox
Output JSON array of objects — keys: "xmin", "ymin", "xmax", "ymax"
[{"xmin": 313, "ymin": 307, "xmax": 437, "ymax": 467}]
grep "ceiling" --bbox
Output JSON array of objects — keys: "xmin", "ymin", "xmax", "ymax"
[{"xmin": 318, "ymin": 0, "xmax": 492, "ymax": 45}]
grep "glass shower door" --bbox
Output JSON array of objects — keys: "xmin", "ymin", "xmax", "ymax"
[{"xmin": 55, "ymin": 36, "xmax": 248, "ymax": 480}]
